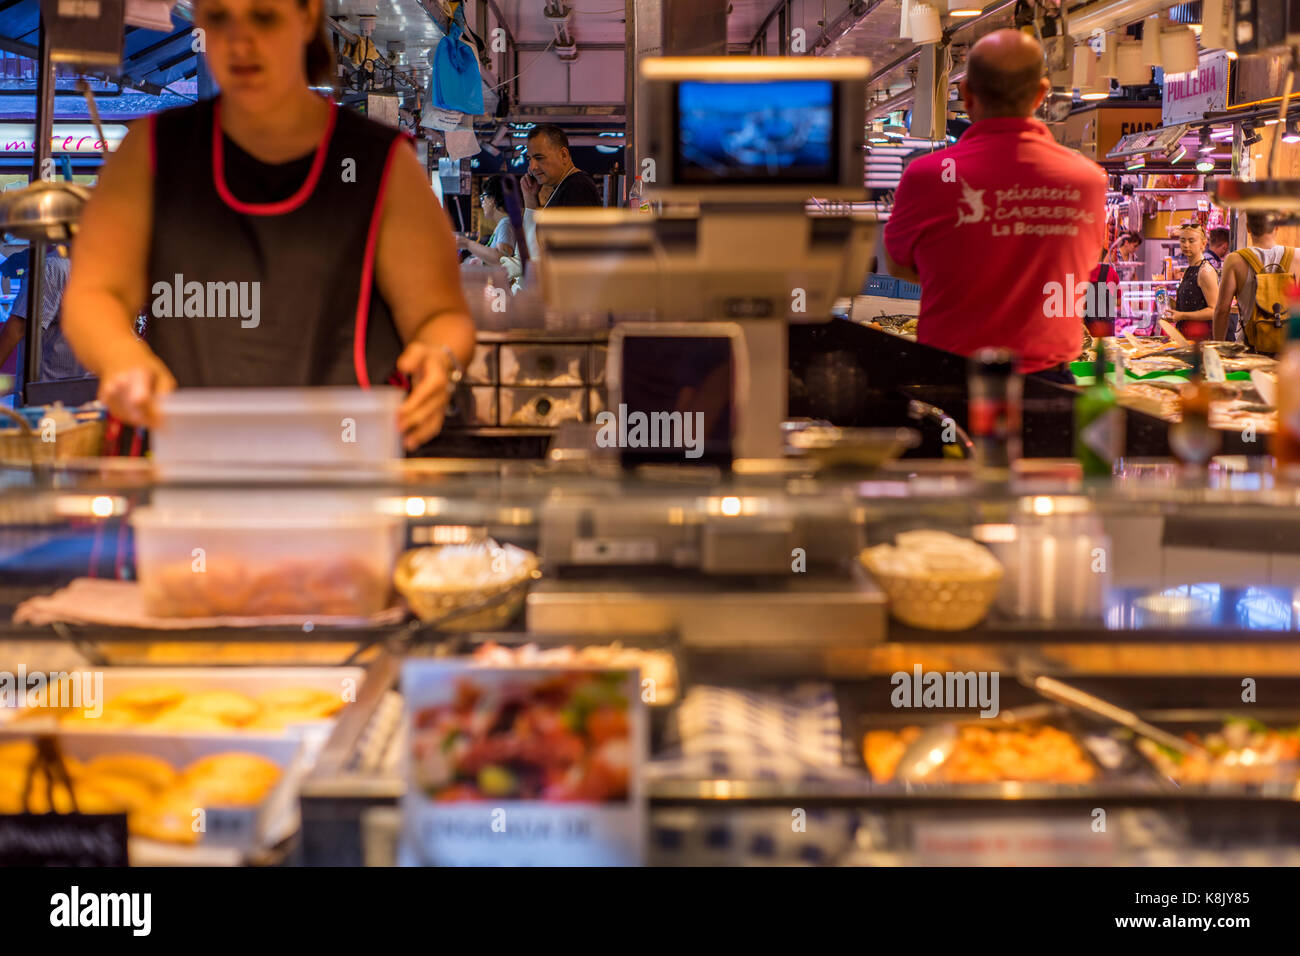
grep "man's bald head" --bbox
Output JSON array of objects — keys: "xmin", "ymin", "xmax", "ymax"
[{"xmin": 962, "ymin": 29, "xmax": 1049, "ymax": 120}]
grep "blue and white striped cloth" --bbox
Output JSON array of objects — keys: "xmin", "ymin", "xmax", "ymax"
[
  {"xmin": 647, "ymin": 684, "xmax": 864, "ymax": 865},
  {"xmin": 649, "ymin": 683, "xmax": 862, "ymax": 784}
]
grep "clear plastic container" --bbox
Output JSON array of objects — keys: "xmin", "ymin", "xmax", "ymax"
[
  {"xmin": 151, "ymin": 387, "xmax": 403, "ymax": 470},
  {"xmin": 131, "ymin": 508, "xmax": 402, "ymax": 618}
]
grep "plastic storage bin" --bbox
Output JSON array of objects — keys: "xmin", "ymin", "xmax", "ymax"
[
  {"xmin": 863, "ymin": 273, "xmax": 899, "ymax": 297},
  {"xmin": 151, "ymin": 387, "xmax": 403, "ymax": 469},
  {"xmin": 895, "ymin": 279, "xmax": 922, "ymax": 300},
  {"xmin": 131, "ymin": 508, "xmax": 402, "ymax": 618}
]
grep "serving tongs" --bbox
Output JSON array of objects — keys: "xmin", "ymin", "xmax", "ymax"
[{"xmin": 1024, "ymin": 673, "xmax": 1209, "ymax": 762}]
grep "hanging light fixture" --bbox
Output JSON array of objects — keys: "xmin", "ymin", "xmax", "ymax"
[
  {"xmin": 1284, "ymin": 120, "xmax": 1300, "ymax": 144},
  {"xmin": 1098, "ymin": 34, "xmax": 1118, "ymax": 79},
  {"xmin": 1196, "ymin": 155, "xmax": 1215, "ymax": 172},
  {"xmin": 1115, "ymin": 40, "xmax": 1148, "ymax": 86},
  {"xmin": 947, "ymin": 0, "xmax": 982, "ymax": 17},
  {"xmin": 900, "ymin": 0, "xmax": 914, "ymax": 39},
  {"xmin": 1161, "ymin": 26, "xmax": 1200, "ymax": 75},
  {"xmin": 1199, "ymin": 128, "xmax": 1214, "ymax": 153},
  {"xmin": 1140, "ymin": 14, "xmax": 1161, "ymax": 65},
  {"xmin": 1072, "ymin": 45, "xmax": 1098, "ymax": 92},
  {"xmin": 910, "ymin": 3, "xmax": 942, "ymax": 44},
  {"xmin": 1200, "ymin": 0, "xmax": 1234, "ymax": 52},
  {"xmin": 1166, "ymin": 143, "xmax": 1188, "ymax": 163},
  {"xmin": 1126, "ymin": 155, "xmax": 1147, "ymax": 171}
]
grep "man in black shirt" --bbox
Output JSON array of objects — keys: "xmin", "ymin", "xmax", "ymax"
[{"xmin": 521, "ymin": 124, "xmax": 602, "ymax": 209}]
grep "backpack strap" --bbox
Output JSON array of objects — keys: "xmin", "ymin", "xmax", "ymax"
[
  {"xmin": 1282, "ymin": 247, "xmax": 1295, "ymax": 272},
  {"xmin": 1238, "ymin": 247, "xmax": 1265, "ymax": 273}
]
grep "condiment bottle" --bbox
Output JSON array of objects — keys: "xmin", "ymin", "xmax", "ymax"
[
  {"xmin": 1169, "ymin": 341, "xmax": 1221, "ymax": 466},
  {"xmin": 968, "ymin": 347, "xmax": 1021, "ymax": 485},
  {"xmin": 1075, "ymin": 337, "xmax": 1124, "ymax": 476}
]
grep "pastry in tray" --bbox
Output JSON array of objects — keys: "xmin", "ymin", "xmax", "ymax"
[
  {"xmin": 16, "ymin": 685, "xmax": 347, "ymax": 733},
  {"xmin": 0, "ymin": 746, "xmax": 281, "ymax": 843},
  {"xmin": 864, "ymin": 724, "xmax": 1096, "ymax": 784},
  {"xmin": 1136, "ymin": 718, "xmax": 1300, "ymax": 786}
]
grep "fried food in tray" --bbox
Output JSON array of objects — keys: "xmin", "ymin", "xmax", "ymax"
[
  {"xmin": 141, "ymin": 556, "xmax": 391, "ymax": 618},
  {"xmin": 1136, "ymin": 717, "xmax": 1300, "ymax": 786},
  {"xmin": 864, "ymin": 723, "xmax": 1097, "ymax": 785}
]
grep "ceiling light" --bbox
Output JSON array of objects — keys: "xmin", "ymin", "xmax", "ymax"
[
  {"xmin": 1126, "ymin": 155, "xmax": 1146, "ymax": 171},
  {"xmin": 1243, "ymin": 124, "xmax": 1262, "ymax": 146},
  {"xmin": 1199, "ymin": 128, "xmax": 1213, "ymax": 153},
  {"xmin": 1166, "ymin": 144, "xmax": 1187, "ymax": 163},
  {"xmin": 947, "ymin": 0, "xmax": 981, "ymax": 16},
  {"xmin": 1196, "ymin": 156, "xmax": 1215, "ymax": 172},
  {"xmin": 1284, "ymin": 120, "xmax": 1300, "ymax": 144},
  {"xmin": 1115, "ymin": 40, "xmax": 1147, "ymax": 85},
  {"xmin": 1264, "ymin": 118, "xmax": 1280, "ymax": 126}
]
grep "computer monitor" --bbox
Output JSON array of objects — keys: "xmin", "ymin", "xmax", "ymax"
[{"xmin": 639, "ymin": 57, "xmax": 870, "ymax": 203}]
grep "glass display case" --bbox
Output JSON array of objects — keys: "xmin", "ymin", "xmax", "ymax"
[{"xmin": 2, "ymin": 457, "xmax": 1299, "ymax": 866}]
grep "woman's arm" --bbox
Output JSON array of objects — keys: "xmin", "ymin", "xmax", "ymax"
[
  {"xmin": 62, "ymin": 122, "xmax": 175, "ymax": 425},
  {"xmin": 374, "ymin": 141, "xmax": 476, "ymax": 450},
  {"xmin": 458, "ymin": 235, "xmax": 504, "ymax": 265}
]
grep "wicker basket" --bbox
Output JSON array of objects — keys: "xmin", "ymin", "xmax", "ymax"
[
  {"xmin": 859, "ymin": 548, "xmax": 1003, "ymax": 632},
  {"xmin": 393, "ymin": 545, "xmax": 541, "ymax": 632},
  {"xmin": 0, "ymin": 406, "xmax": 103, "ymax": 466}
]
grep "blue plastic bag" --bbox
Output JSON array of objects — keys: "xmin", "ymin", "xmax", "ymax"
[{"xmin": 433, "ymin": 21, "xmax": 484, "ymax": 115}]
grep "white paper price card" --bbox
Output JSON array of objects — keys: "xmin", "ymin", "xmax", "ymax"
[{"xmin": 400, "ymin": 661, "xmax": 645, "ymax": 866}]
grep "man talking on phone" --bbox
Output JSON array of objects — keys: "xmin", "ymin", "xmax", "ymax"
[
  {"xmin": 518, "ymin": 124, "xmax": 603, "ymax": 269},
  {"xmin": 521, "ymin": 125, "xmax": 602, "ymax": 209}
]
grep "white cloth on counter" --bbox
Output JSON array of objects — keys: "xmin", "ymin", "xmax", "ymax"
[{"xmin": 648, "ymin": 683, "xmax": 865, "ymax": 784}]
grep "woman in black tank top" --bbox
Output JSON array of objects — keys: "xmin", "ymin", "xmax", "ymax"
[
  {"xmin": 1165, "ymin": 222, "xmax": 1220, "ymax": 336},
  {"xmin": 61, "ymin": 0, "xmax": 475, "ymax": 451}
]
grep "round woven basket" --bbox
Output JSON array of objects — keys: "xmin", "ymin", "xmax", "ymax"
[
  {"xmin": 859, "ymin": 550, "xmax": 1003, "ymax": 631},
  {"xmin": 393, "ymin": 546, "xmax": 541, "ymax": 632},
  {"xmin": 0, "ymin": 407, "xmax": 103, "ymax": 466}
]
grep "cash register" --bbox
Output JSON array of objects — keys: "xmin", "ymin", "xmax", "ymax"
[
  {"xmin": 535, "ymin": 56, "xmax": 876, "ymax": 461},
  {"xmin": 529, "ymin": 57, "xmax": 888, "ymax": 641}
]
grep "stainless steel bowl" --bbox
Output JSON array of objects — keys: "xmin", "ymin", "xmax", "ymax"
[{"xmin": 786, "ymin": 425, "xmax": 921, "ymax": 469}]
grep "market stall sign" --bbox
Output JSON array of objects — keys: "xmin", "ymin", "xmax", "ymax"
[
  {"xmin": 0, "ymin": 813, "xmax": 128, "ymax": 866},
  {"xmin": 1061, "ymin": 106, "xmax": 1162, "ymax": 161},
  {"xmin": 400, "ymin": 662, "xmax": 646, "ymax": 866},
  {"xmin": 0, "ymin": 123, "xmax": 128, "ymax": 154},
  {"xmin": 1162, "ymin": 50, "xmax": 1231, "ymax": 125},
  {"xmin": 1107, "ymin": 123, "xmax": 1189, "ymax": 161}
]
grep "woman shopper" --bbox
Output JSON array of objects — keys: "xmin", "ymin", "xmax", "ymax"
[
  {"xmin": 62, "ymin": 0, "xmax": 474, "ymax": 450},
  {"xmin": 458, "ymin": 176, "xmax": 516, "ymax": 266},
  {"xmin": 1164, "ymin": 222, "xmax": 1220, "ymax": 335}
]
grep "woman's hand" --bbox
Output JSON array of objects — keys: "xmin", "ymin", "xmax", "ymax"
[
  {"xmin": 97, "ymin": 347, "xmax": 177, "ymax": 428},
  {"xmin": 395, "ymin": 340, "xmax": 455, "ymax": 451}
]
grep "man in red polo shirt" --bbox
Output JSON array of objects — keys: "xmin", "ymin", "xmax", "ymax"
[{"xmin": 883, "ymin": 29, "xmax": 1107, "ymax": 381}]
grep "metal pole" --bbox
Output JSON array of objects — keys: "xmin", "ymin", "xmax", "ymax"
[{"xmin": 23, "ymin": 19, "xmax": 54, "ymax": 403}]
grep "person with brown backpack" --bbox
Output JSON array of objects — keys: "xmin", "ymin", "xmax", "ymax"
[{"xmin": 1213, "ymin": 212, "xmax": 1300, "ymax": 353}]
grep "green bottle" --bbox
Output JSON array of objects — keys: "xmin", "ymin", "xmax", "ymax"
[{"xmin": 1075, "ymin": 337, "xmax": 1125, "ymax": 476}]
